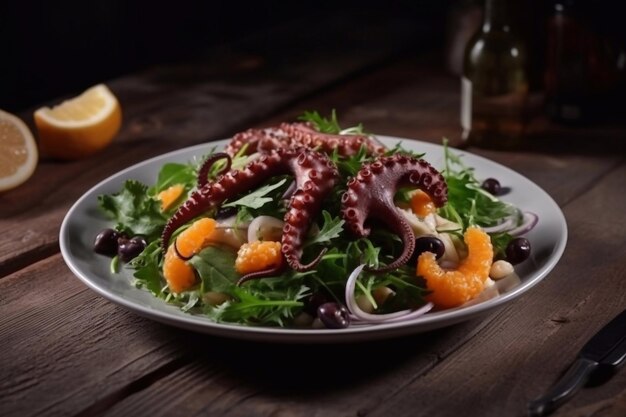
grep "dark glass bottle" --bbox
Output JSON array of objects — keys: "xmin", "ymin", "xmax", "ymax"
[
  {"xmin": 545, "ymin": 0, "xmax": 625, "ymax": 124},
  {"xmin": 545, "ymin": 1, "xmax": 587, "ymax": 123},
  {"xmin": 461, "ymin": 0, "xmax": 529, "ymax": 148}
]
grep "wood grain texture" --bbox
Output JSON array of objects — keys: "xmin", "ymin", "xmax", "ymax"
[
  {"xmin": 93, "ymin": 317, "xmax": 497, "ymax": 417},
  {"xmin": 0, "ymin": 255, "xmax": 187, "ymax": 417}
]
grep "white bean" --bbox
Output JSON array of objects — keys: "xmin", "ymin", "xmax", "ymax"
[
  {"xmin": 372, "ymin": 286, "xmax": 395, "ymax": 305},
  {"xmin": 490, "ymin": 260, "xmax": 514, "ymax": 280},
  {"xmin": 292, "ymin": 312, "xmax": 315, "ymax": 327},
  {"xmin": 356, "ymin": 295, "xmax": 375, "ymax": 314}
]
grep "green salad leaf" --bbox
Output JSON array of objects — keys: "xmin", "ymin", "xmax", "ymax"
[
  {"xmin": 98, "ymin": 180, "xmax": 167, "ymax": 240},
  {"xmin": 151, "ymin": 162, "xmax": 197, "ymax": 194},
  {"xmin": 189, "ymin": 246, "xmax": 239, "ymax": 294},
  {"xmin": 208, "ymin": 279, "xmax": 308, "ymax": 326},
  {"xmin": 298, "ymin": 109, "xmax": 366, "ymax": 135},
  {"xmin": 304, "ymin": 211, "xmax": 345, "ymax": 248},
  {"xmin": 438, "ymin": 139, "xmax": 518, "ymax": 230},
  {"xmin": 222, "ymin": 178, "xmax": 287, "ymax": 209},
  {"xmin": 130, "ymin": 240, "xmax": 164, "ymax": 296}
]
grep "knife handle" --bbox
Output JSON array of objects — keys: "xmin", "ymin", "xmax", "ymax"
[{"xmin": 527, "ymin": 357, "xmax": 599, "ymax": 417}]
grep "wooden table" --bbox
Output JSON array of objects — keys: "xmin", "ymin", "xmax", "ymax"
[{"xmin": 2, "ymin": 14, "xmax": 626, "ymax": 417}]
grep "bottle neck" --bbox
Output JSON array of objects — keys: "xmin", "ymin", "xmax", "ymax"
[{"xmin": 482, "ymin": 0, "xmax": 510, "ymax": 33}]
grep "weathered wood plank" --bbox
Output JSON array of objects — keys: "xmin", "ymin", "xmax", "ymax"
[
  {"xmin": 0, "ymin": 13, "xmax": 425, "ymax": 278},
  {"xmin": 98, "ymin": 317, "xmax": 503, "ymax": 417},
  {"xmin": 0, "ymin": 254, "xmax": 188, "ymax": 417}
]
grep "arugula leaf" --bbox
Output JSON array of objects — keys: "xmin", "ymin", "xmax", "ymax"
[
  {"xmin": 345, "ymin": 238, "xmax": 381, "ymax": 270},
  {"xmin": 304, "ymin": 211, "xmax": 345, "ymax": 248},
  {"xmin": 298, "ymin": 109, "xmax": 342, "ymax": 133},
  {"xmin": 130, "ymin": 240, "xmax": 164, "ymax": 296},
  {"xmin": 189, "ymin": 246, "xmax": 239, "ymax": 293},
  {"xmin": 490, "ymin": 232, "xmax": 514, "ymax": 260},
  {"xmin": 439, "ymin": 140, "xmax": 517, "ymax": 230},
  {"xmin": 222, "ymin": 178, "xmax": 287, "ymax": 209},
  {"xmin": 383, "ymin": 142, "xmax": 425, "ymax": 159},
  {"xmin": 151, "ymin": 163, "xmax": 197, "ymax": 194},
  {"xmin": 330, "ymin": 145, "xmax": 369, "ymax": 178},
  {"xmin": 181, "ymin": 291, "xmax": 200, "ymax": 312},
  {"xmin": 298, "ymin": 109, "xmax": 366, "ymax": 135},
  {"xmin": 381, "ymin": 273, "xmax": 429, "ymax": 311},
  {"xmin": 209, "ymin": 284, "xmax": 307, "ymax": 326},
  {"xmin": 98, "ymin": 180, "xmax": 167, "ymax": 241}
]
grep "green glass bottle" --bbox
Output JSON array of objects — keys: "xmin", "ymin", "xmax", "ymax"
[{"xmin": 461, "ymin": 0, "xmax": 529, "ymax": 148}]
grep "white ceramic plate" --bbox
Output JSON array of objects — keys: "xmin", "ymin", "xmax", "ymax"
[{"xmin": 60, "ymin": 137, "xmax": 567, "ymax": 343}]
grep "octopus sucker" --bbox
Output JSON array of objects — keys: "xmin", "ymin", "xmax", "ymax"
[
  {"xmin": 161, "ymin": 147, "xmax": 339, "ymax": 282},
  {"xmin": 340, "ymin": 154, "xmax": 448, "ymax": 272},
  {"xmin": 225, "ymin": 122, "xmax": 386, "ymax": 157}
]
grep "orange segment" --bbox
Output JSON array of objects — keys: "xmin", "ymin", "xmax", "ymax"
[
  {"xmin": 162, "ymin": 217, "xmax": 218, "ymax": 293},
  {"xmin": 157, "ymin": 184, "xmax": 185, "ymax": 211},
  {"xmin": 410, "ymin": 190, "xmax": 436, "ymax": 217},
  {"xmin": 163, "ymin": 245, "xmax": 197, "ymax": 294},
  {"xmin": 34, "ymin": 84, "xmax": 122, "ymax": 160},
  {"xmin": 418, "ymin": 226, "xmax": 493, "ymax": 309},
  {"xmin": 174, "ymin": 217, "xmax": 218, "ymax": 258},
  {"xmin": 0, "ymin": 110, "xmax": 38, "ymax": 192},
  {"xmin": 235, "ymin": 241, "xmax": 283, "ymax": 275}
]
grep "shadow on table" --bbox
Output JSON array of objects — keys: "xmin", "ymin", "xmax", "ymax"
[{"xmin": 171, "ymin": 319, "xmax": 481, "ymax": 397}]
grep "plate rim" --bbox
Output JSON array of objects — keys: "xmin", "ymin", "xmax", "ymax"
[{"xmin": 59, "ymin": 136, "xmax": 568, "ymax": 343}]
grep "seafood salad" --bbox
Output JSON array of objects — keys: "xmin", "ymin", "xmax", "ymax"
[{"xmin": 93, "ymin": 111, "xmax": 537, "ymax": 329}]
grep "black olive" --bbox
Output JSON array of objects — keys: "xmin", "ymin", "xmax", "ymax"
[
  {"xmin": 317, "ymin": 302, "xmax": 351, "ymax": 329},
  {"xmin": 505, "ymin": 237, "xmax": 531, "ymax": 265},
  {"xmin": 93, "ymin": 228, "xmax": 121, "ymax": 256},
  {"xmin": 303, "ymin": 292, "xmax": 331, "ymax": 316},
  {"xmin": 215, "ymin": 206, "xmax": 238, "ymax": 219},
  {"xmin": 409, "ymin": 235, "xmax": 446, "ymax": 264},
  {"xmin": 481, "ymin": 178, "xmax": 502, "ymax": 195},
  {"xmin": 118, "ymin": 236, "xmax": 148, "ymax": 263}
]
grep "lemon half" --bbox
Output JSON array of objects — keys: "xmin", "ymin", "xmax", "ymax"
[
  {"xmin": 34, "ymin": 84, "xmax": 122, "ymax": 160},
  {"xmin": 0, "ymin": 109, "xmax": 38, "ymax": 192}
]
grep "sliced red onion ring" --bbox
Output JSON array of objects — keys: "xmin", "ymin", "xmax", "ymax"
[
  {"xmin": 345, "ymin": 264, "xmax": 434, "ymax": 324},
  {"xmin": 508, "ymin": 211, "xmax": 538, "ymax": 236},
  {"xmin": 481, "ymin": 216, "xmax": 517, "ymax": 234}
]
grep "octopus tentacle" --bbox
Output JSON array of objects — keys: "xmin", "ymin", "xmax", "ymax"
[
  {"xmin": 197, "ymin": 152, "xmax": 231, "ymax": 188},
  {"xmin": 225, "ymin": 122, "xmax": 386, "ymax": 157},
  {"xmin": 224, "ymin": 127, "xmax": 288, "ymax": 156},
  {"xmin": 340, "ymin": 154, "xmax": 448, "ymax": 272},
  {"xmin": 161, "ymin": 148, "xmax": 339, "ymax": 281}
]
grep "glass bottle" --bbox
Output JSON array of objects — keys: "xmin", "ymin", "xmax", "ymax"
[{"xmin": 461, "ymin": 0, "xmax": 529, "ymax": 148}]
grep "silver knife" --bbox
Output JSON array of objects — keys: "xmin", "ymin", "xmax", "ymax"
[{"xmin": 527, "ymin": 307, "xmax": 626, "ymax": 417}]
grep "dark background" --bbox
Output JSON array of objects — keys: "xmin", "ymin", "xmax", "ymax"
[
  {"xmin": 2, "ymin": 1, "xmax": 451, "ymax": 111},
  {"xmin": 2, "ymin": 1, "xmax": 625, "ymax": 113}
]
